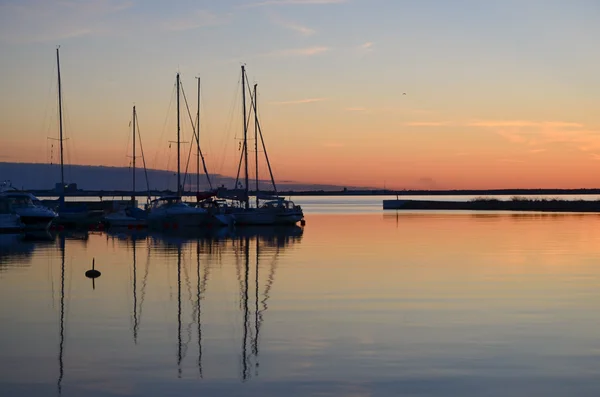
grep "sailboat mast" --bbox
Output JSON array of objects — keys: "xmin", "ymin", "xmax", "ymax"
[
  {"xmin": 56, "ymin": 47, "xmax": 65, "ymax": 195},
  {"xmin": 132, "ymin": 105, "xmax": 136, "ymax": 203},
  {"xmin": 241, "ymin": 66, "xmax": 249, "ymax": 209},
  {"xmin": 254, "ymin": 83, "xmax": 259, "ymax": 207},
  {"xmin": 197, "ymin": 77, "xmax": 201, "ymax": 197},
  {"xmin": 176, "ymin": 73, "xmax": 181, "ymax": 197}
]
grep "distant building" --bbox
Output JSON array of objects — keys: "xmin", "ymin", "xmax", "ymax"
[{"xmin": 54, "ymin": 183, "xmax": 78, "ymax": 193}]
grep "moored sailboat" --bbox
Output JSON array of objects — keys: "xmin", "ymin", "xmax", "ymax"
[
  {"xmin": 219, "ymin": 66, "xmax": 304, "ymax": 226},
  {"xmin": 52, "ymin": 47, "xmax": 103, "ymax": 227},
  {"xmin": 104, "ymin": 105, "xmax": 149, "ymax": 228},
  {"xmin": 147, "ymin": 73, "xmax": 210, "ymax": 229}
]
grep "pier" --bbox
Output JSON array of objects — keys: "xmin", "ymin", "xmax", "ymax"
[{"xmin": 383, "ymin": 198, "xmax": 600, "ymax": 212}]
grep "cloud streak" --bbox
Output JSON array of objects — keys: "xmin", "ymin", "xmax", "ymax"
[
  {"xmin": 242, "ymin": 0, "xmax": 347, "ymax": 7},
  {"xmin": 266, "ymin": 46, "xmax": 329, "ymax": 57},
  {"xmin": 467, "ymin": 120, "xmax": 584, "ymax": 128},
  {"xmin": 163, "ymin": 10, "xmax": 230, "ymax": 31},
  {"xmin": 271, "ymin": 98, "xmax": 328, "ymax": 105},
  {"xmin": 268, "ymin": 12, "xmax": 315, "ymax": 36},
  {"xmin": 405, "ymin": 121, "xmax": 451, "ymax": 127},
  {"xmin": 0, "ymin": 0, "xmax": 133, "ymax": 43}
]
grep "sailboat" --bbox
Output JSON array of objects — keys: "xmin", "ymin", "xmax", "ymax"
[
  {"xmin": 220, "ymin": 66, "xmax": 304, "ymax": 226},
  {"xmin": 147, "ymin": 73, "xmax": 211, "ymax": 229},
  {"xmin": 103, "ymin": 106, "xmax": 148, "ymax": 228},
  {"xmin": 190, "ymin": 77, "xmax": 236, "ymax": 227},
  {"xmin": 52, "ymin": 47, "xmax": 103, "ymax": 227}
]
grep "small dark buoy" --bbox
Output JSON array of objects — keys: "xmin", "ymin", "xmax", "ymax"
[
  {"xmin": 85, "ymin": 258, "xmax": 101, "ymax": 289},
  {"xmin": 300, "ymin": 219, "xmax": 306, "ymax": 226}
]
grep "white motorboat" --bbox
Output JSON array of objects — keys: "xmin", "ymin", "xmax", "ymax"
[
  {"xmin": 195, "ymin": 197, "xmax": 236, "ymax": 227},
  {"xmin": 104, "ymin": 206, "xmax": 148, "ymax": 228},
  {"xmin": 0, "ymin": 191, "xmax": 57, "ymax": 230},
  {"xmin": 147, "ymin": 196, "xmax": 210, "ymax": 229},
  {"xmin": 0, "ymin": 198, "xmax": 24, "ymax": 233}
]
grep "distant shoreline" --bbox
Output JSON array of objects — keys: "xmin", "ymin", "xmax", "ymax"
[{"xmin": 28, "ymin": 188, "xmax": 600, "ymax": 198}]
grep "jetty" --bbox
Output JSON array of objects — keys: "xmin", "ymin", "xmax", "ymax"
[{"xmin": 383, "ymin": 198, "xmax": 600, "ymax": 213}]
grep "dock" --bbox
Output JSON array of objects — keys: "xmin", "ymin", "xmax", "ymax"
[{"xmin": 383, "ymin": 198, "xmax": 600, "ymax": 212}]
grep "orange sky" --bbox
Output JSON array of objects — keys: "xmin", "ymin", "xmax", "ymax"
[{"xmin": 2, "ymin": 1, "xmax": 600, "ymax": 190}]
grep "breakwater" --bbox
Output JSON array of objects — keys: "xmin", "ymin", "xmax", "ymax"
[{"xmin": 383, "ymin": 198, "xmax": 600, "ymax": 212}]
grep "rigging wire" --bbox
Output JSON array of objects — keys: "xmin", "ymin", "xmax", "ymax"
[
  {"xmin": 152, "ymin": 81, "xmax": 177, "ymax": 185},
  {"xmin": 134, "ymin": 112, "xmax": 152, "ymax": 200}
]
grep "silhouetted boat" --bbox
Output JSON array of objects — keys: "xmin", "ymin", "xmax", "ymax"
[
  {"xmin": 0, "ymin": 197, "xmax": 23, "ymax": 233},
  {"xmin": 218, "ymin": 66, "xmax": 304, "ymax": 226}
]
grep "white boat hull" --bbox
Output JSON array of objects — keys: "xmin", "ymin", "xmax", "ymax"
[{"xmin": 0, "ymin": 214, "xmax": 24, "ymax": 233}]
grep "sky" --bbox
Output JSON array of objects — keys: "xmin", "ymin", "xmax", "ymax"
[{"xmin": 1, "ymin": 0, "xmax": 600, "ymax": 190}]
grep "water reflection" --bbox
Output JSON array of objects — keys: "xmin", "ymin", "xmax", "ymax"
[
  {"xmin": 4, "ymin": 213, "xmax": 600, "ymax": 396},
  {"xmin": 0, "ymin": 232, "xmax": 56, "ymax": 270},
  {"xmin": 57, "ymin": 234, "xmax": 65, "ymax": 396}
]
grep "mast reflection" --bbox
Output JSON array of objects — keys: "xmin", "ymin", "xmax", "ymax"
[
  {"xmin": 124, "ymin": 225, "xmax": 303, "ymax": 379},
  {"xmin": 57, "ymin": 234, "xmax": 65, "ymax": 396}
]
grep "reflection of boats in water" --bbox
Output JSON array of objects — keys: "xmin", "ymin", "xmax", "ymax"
[
  {"xmin": 148, "ymin": 222, "xmax": 298, "ymax": 378},
  {"xmin": 148, "ymin": 225, "xmax": 304, "ymax": 249},
  {"xmin": 0, "ymin": 231, "xmax": 57, "ymax": 269}
]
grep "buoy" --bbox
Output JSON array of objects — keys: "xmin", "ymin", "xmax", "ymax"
[
  {"xmin": 300, "ymin": 219, "xmax": 306, "ymax": 226},
  {"xmin": 85, "ymin": 258, "xmax": 101, "ymax": 289}
]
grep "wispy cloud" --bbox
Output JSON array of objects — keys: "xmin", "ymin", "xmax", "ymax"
[
  {"xmin": 0, "ymin": 0, "xmax": 133, "ymax": 43},
  {"xmin": 405, "ymin": 121, "xmax": 451, "ymax": 127},
  {"xmin": 163, "ymin": 10, "xmax": 230, "ymax": 31},
  {"xmin": 268, "ymin": 12, "xmax": 315, "ymax": 35},
  {"xmin": 266, "ymin": 46, "xmax": 329, "ymax": 57},
  {"xmin": 468, "ymin": 119, "xmax": 600, "ymax": 155},
  {"xmin": 271, "ymin": 98, "xmax": 328, "ymax": 105},
  {"xmin": 346, "ymin": 107, "xmax": 368, "ymax": 112},
  {"xmin": 467, "ymin": 120, "xmax": 584, "ymax": 128},
  {"xmin": 359, "ymin": 42, "xmax": 373, "ymax": 50},
  {"xmin": 242, "ymin": 0, "xmax": 347, "ymax": 7}
]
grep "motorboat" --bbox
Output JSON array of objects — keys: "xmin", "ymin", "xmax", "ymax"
[
  {"xmin": 0, "ymin": 198, "xmax": 24, "ymax": 233},
  {"xmin": 0, "ymin": 190, "xmax": 57, "ymax": 231},
  {"xmin": 195, "ymin": 197, "xmax": 236, "ymax": 227},
  {"xmin": 147, "ymin": 196, "xmax": 210, "ymax": 229},
  {"xmin": 104, "ymin": 206, "xmax": 148, "ymax": 228}
]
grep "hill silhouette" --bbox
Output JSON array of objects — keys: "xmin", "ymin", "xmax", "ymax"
[{"xmin": 0, "ymin": 162, "xmax": 366, "ymax": 192}]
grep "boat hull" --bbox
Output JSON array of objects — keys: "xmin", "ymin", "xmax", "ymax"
[
  {"xmin": 19, "ymin": 215, "xmax": 56, "ymax": 231},
  {"xmin": 0, "ymin": 214, "xmax": 24, "ymax": 233}
]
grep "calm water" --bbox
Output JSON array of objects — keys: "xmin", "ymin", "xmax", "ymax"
[{"xmin": 2, "ymin": 197, "xmax": 600, "ymax": 396}]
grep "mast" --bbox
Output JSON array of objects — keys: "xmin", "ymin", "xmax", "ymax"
[
  {"xmin": 241, "ymin": 66, "xmax": 249, "ymax": 209},
  {"xmin": 132, "ymin": 106, "xmax": 136, "ymax": 204},
  {"xmin": 254, "ymin": 84, "xmax": 259, "ymax": 207},
  {"xmin": 176, "ymin": 73, "xmax": 181, "ymax": 197},
  {"xmin": 56, "ymin": 47, "xmax": 65, "ymax": 201},
  {"xmin": 57, "ymin": 235, "xmax": 65, "ymax": 395},
  {"xmin": 196, "ymin": 77, "xmax": 201, "ymax": 197}
]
